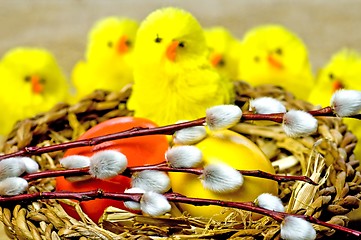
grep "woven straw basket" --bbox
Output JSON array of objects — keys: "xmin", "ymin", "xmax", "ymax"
[{"xmin": 0, "ymin": 81, "xmax": 360, "ymax": 240}]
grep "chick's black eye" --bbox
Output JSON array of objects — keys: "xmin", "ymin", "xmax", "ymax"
[
  {"xmin": 219, "ymin": 59, "xmax": 225, "ymax": 66},
  {"xmin": 254, "ymin": 56, "xmax": 260, "ymax": 62},
  {"xmin": 107, "ymin": 41, "xmax": 113, "ymax": 48},
  {"xmin": 179, "ymin": 42, "xmax": 185, "ymax": 48},
  {"xmin": 125, "ymin": 40, "xmax": 131, "ymax": 46},
  {"xmin": 275, "ymin": 48, "xmax": 282, "ymax": 55},
  {"xmin": 329, "ymin": 73, "xmax": 334, "ymax": 80},
  {"xmin": 155, "ymin": 35, "xmax": 162, "ymax": 43},
  {"xmin": 24, "ymin": 76, "xmax": 31, "ymax": 82}
]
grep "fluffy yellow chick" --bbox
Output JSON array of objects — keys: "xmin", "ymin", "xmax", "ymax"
[
  {"xmin": 127, "ymin": 7, "xmax": 234, "ymax": 126},
  {"xmin": 309, "ymin": 48, "xmax": 361, "ymax": 158},
  {"xmin": 309, "ymin": 48, "xmax": 361, "ymax": 105},
  {"xmin": 238, "ymin": 24, "xmax": 314, "ymax": 100},
  {"xmin": 0, "ymin": 47, "xmax": 70, "ymax": 135},
  {"xmin": 72, "ymin": 17, "xmax": 139, "ymax": 100},
  {"xmin": 204, "ymin": 26, "xmax": 242, "ymax": 80}
]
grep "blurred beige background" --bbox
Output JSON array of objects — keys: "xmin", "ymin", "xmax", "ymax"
[{"xmin": 1, "ymin": 0, "xmax": 361, "ymax": 78}]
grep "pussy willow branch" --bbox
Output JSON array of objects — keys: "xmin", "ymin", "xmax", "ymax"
[
  {"xmin": 22, "ymin": 163, "xmax": 317, "ymax": 185},
  {"xmin": 125, "ymin": 165, "xmax": 318, "ymax": 185},
  {"xmin": 0, "ymin": 118, "xmax": 204, "ymax": 160},
  {"xmin": 1, "ymin": 106, "xmax": 359, "ymax": 161},
  {"xmin": 0, "ymin": 189, "xmax": 359, "ymax": 237}
]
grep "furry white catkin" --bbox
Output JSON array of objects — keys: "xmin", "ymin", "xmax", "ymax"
[
  {"xmin": 201, "ymin": 163, "xmax": 243, "ymax": 193},
  {"xmin": 250, "ymin": 97, "xmax": 286, "ymax": 114},
  {"xmin": 165, "ymin": 145, "xmax": 203, "ymax": 168},
  {"xmin": 173, "ymin": 125, "xmax": 207, "ymax": 145},
  {"xmin": 0, "ymin": 157, "xmax": 26, "ymax": 180},
  {"xmin": 60, "ymin": 155, "xmax": 90, "ymax": 169},
  {"xmin": 124, "ymin": 187, "xmax": 146, "ymax": 211},
  {"xmin": 331, "ymin": 89, "xmax": 361, "ymax": 117},
  {"xmin": 282, "ymin": 110, "xmax": 318, "ymax": 137},
  {"xmin": 0, "ymin": 177, "xmax": 29, "ymax": 196},
  {"xmin": 89, "ymin": 150, "xmax": 128, "ymax": 179},
  {"xmin": 140, "ymin": 191, "xmax": 171, "ymax": 216},
  {"xmin": 280, "ymin": 216, "xmax": 316, "ymax": 240},
  {"xmin": 255, "ymin": 193, "xmax": 285, "ymax": 212},
  {"xmin": 131, "ymin": 170, "xmax": 171, "ymax": 193},
  {"xmin": 206, "ymin": 105, "xmax": 242, "ymax": 130},
  {"xmin": 20, "ymin": 157, "xmax": 39, "ymax": 174}
]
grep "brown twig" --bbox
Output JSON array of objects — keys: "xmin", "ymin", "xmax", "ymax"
[
  {"xmin": 124, "ymin": 165, "xmax": 318, "ymax": 185},
  {"xmin": 1, "ymin": 106, "xmax": 359, "ymax": 161},
  {"xmin": 0, "ymin": 118, "xmax": 205, "ymax": 160},
  {"xmin": 0, "ymin": 189, "xmax": 359, "ymax": 237},
  {"xmin": 22, "ymin": 163, "xmax": 316, "ymax": 185}
]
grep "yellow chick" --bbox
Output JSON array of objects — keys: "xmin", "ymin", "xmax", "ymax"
[
  {"xmin": 127, "ymin": 7, "xmax": 234, "ymax": 126},
  {"xmin": 238, "ymin": 24, "xmax": 314, "ymax": 100},
  {"xmin": 204, "ymin": 26, "xmax": 242, "ymax": 80},
  {"xmin": 72, "ymin": 17, "xmax": 139, "ymax": 100},
  {"xmin": 309, "ymin": 48, "xmax": 361, "ymax": 105},
  {"xmin": 309, "ymin": 48, "xmax": 361, "ymax": 158},
  {"xmin": 0, "ymin": 47, "xmax": 70, "ymax": 135}
]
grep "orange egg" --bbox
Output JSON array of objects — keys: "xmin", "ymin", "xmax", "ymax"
[
  {"xmin": 169, "ymin": 130, "xmax": 278, "ymax": 220},
  {"xmin": 56, "ymin": 117, "xmax": 169, "ymax": 222}
]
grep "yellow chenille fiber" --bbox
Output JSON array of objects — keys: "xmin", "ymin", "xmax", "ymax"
[
  {"xmin": 71, "ymin": 17, "xmax": 139, "ymax": 101},
  {"xmin": 127, "ymin": 7, "xmax": 234, "ymax": 126},
  {"xmin": 238, "ymin": 24, "xmax": 314, "ymax": 100},
  {"xmin": 309, "ymin": 48, "xmax": 361, "ymax": 158},
  {"xmin": 0, "ymin": 47, "xmax": 70, "ymax": 135},
  {"xmin": 204, "ymin": 26, "xmax": 242, "ymax": 80}
]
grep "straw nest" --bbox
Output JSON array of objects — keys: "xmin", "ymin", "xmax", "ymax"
[{"xmin": 0, "ymin": 81, "xmax": 360, "ymax": 240}]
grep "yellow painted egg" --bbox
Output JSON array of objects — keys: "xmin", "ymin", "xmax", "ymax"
[{"xmin": 169, "ymin": 130, "xmax": 278, "ymax": 220}]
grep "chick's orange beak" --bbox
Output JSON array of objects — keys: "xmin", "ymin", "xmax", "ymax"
[
  {"xmin": 267, "ymin": 55, "xmax": 283, "ymax": 69},
  {"xmin": 332, "ymin": 80, "xmax": 344, "ymax": 92},
  {"xmin": 116, "ymin": 35, "xmax": 129, "ymax": 54},
  {"xmin": 166, "ymin": 40, "xmax": 179, "ymax": 62},
  {"xmin": 31, "ymin": 75, "xmax": 44, "ymax": 94},
  {"xmin": 210, "ymin": 53, "xmax": 223, "ymax": 67}
]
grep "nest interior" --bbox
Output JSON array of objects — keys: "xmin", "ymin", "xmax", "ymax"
[{"xmin": 0, "ymin": 81, "xmax": 360, "ymax": 240}]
